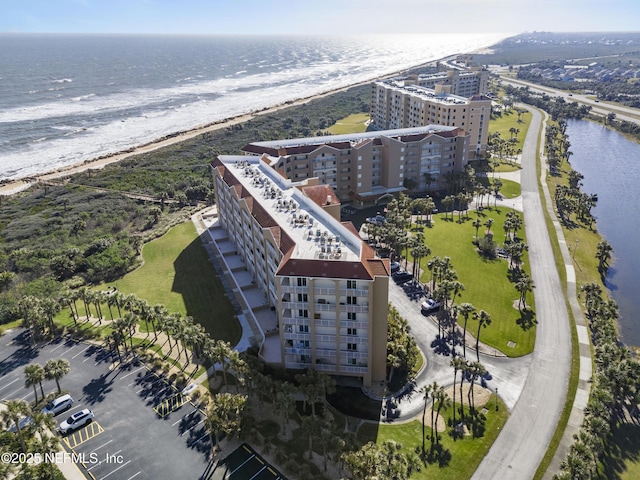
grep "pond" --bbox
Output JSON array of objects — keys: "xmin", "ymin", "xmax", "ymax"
[{"xmin": 566, "ymin": 118, "xmax": 640, "ymax": 347}]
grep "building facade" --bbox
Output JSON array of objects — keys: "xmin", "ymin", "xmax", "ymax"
[
  {"xmin": 370, "ymin": 78, "xmax": 492, "ymax": 158},
  {"xmin": 411, "ymin": 66, "xmax": 490, "ymax": 97},
  {"xmin": 211, "ymin": 155, "xmax": 390, "ymax": 386},
  {"xmin": 243, "ymin": 126, "xmax": 469, "ymax": 203}
]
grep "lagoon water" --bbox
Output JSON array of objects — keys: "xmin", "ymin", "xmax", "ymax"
[
  {"xmin": 0, "ymin": 33, "xmax": 507, "ymax": 181},
  {"xmin": 566, "ymin": 119, "xmax": 640, "ymax": 346}
]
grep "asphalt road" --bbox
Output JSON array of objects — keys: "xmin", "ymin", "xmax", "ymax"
[
  {"xmin": 471, "ymin": 107, "xmax": 573, "ymax": 479},
  {"xmin": 0, "ymin": 328, "xmax": 211, "ymax": 480}
]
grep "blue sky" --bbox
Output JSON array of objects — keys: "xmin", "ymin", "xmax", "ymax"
[{"xmin": 1, "ymin": 0, "xmax": 636, "ymax": 35}]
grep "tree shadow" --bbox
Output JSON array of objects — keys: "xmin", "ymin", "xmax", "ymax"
[
  {"xmin": 601, "ymin": 422, "xmax": 640, "ymax": 479},
  {"xmin": 82, "ymin": 373, "xmax": 114, "ymax": 405},
  {"xmin": 516, "ymin": 309, "xmax": 537, "ymax": 331}
]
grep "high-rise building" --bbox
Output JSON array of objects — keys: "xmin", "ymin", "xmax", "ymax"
[
  {"xmin": 243, "ymin": 126, "xmax": 469, "ymax": 204},
  {"xmin": 370, "ymin": 78, "xmax": 492, "ymax": 158},
  {"xmin": 211, "ymin": 155, "xmax": 390, "ymax": 386}
]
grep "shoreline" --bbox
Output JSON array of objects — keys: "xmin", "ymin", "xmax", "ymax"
[{"xmin": 0, "ymin": 47, "xmax": 488, "ymax": 197}]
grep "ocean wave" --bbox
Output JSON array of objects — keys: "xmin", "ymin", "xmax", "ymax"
[{"xmin": 0, "ymin": 32, "xmax": 510, "ymax": 181}]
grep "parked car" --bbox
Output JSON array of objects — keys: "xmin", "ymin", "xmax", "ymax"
[
  {"xmin": 366, "ymin": 215, "xmax": 386, "ymax": 226},
  {"xmin": 390, "ymin": 261, "xmax": 401, "ymax": 273},
  {"xmin": 42, "ymin": 394, "xmax": 74, "ymax": 416},
  {"xmin": 421, "ymin": 298, "xmax": 441, "ymax": 313},
  {"xmin": 392, "ymin": 271, "xmax": 413, "ymax": 284},
  {"xmin": 59, "ymin": 409, "xmax": 94, "ymax": 435},
  {"xmin": 7, "ymin": 415, "xmax": 34, "ymax": 433}
]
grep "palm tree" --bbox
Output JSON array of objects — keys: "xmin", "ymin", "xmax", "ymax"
[
  {"xmin": 206, "ymin": 392, "xmax": 247, "ymax": 454},
  {"xmin": 595, "ymin": 240, "xmax": 613, "ymax": 274},
  {"xmin": 44, "ymin": 358, "xmax": 70, "ymax": 393},
  {"xmin": 1, "ymin": 400, "xmax": 30, "ymax": 452},
  {"xmin": 419, "ymin": 384, "xmax": 432, "ymax": 456},
  {"xmin": 484, "ymin": 218, "xmax": 495, "ymax": 237},
  {"xmin": 433, "ymin": 384, "xmax": 451, "ymax": 447},
  {"xmin": 410, "ymin": 243, "xmax": 431, "ymax": 279},
  {"xmin": 515, "ymin": 273, "xmax": 535, "ymax": 311},
  {"xmin": 301, "ymin": 414, "xmax": 324, "ymax": 459},
  {"xmin": 25, "ymin": 363, "xmax": 46, "ymax": 402},
  {"xmin": 467, "ymin": 361, "xmax": 487, "ymax": 415},
  {"xmin": 451, "ymin": 357, "xmax": 466, "ymax": 434},
  {"xmin": 274, "ymin": 381, "xmax": 295, "ymax": 435},
  {"xmin": 212, "ymin": 340, "xmax": 232, "ymax": 388},
  {"xmin": 457, "ymin": 303, "xmax": 476, "ymax": 358},
  {"xmin": 474, "ymin": 310, "xmax": 492, "ymax": 362},
  {"xmin": 472, "ymin": 217, "xmax": 482, "ymax": 243}
]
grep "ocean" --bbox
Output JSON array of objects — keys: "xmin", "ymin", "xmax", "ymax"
[{"xmin": 0, "ymin": 32, "xmax": 507, "ymax": 182}]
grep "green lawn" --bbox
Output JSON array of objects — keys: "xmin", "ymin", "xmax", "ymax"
[
  {"xmin": 327, "ymin": 113, "xmax": 370, "ymax": 134},
  {"xmin": 358, "ymin": 397, "xmax": 509, "ymax": 479},
  {"xmin": 477, "ymin": 177, "xmax": 521, "ymax": 200},
  {"xmin": 413, "ymin": 208, "xmax": 536, "ymax": 357},
  {"xmin": 108, "ymin": 221, "xmax": 240, "ymax": 344},
  {"xmin": 489, "ymin": 109, "xmax": 532, "ymax": 154}
]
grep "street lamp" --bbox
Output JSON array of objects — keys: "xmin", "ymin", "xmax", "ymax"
[
  {"xmin": 495, "ymin": 387, "xmax": 499, "ymax": 411},
  {"xmin": 572, "ymin": 239, "xmax": 579, "ymax": 260}
]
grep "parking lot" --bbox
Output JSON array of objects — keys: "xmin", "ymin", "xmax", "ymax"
[{"xmin": 0, "ymin": 328, "xmax": 210, "ymax": 479}]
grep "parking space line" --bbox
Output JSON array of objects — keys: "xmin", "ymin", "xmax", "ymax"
[
  {"xmin": 89, "ymin": 439, "xmax": 114, "ymax": 453},
  {"xmin": 49, "ymin": 342, "xmax": 69, "ymax": 353},
  {"xmin": 5, "ymin": 386, "xmax": 27, "ymax": 399},
  {"xmin": 126, "ymin": 472, "xmax": 142, "ymax": 480},
  {"xmin": 119, "ymin": 366, "xmax": 145, "ymax": 380},
  {"xmin": 154, "ymin": 393, "xmax": 188, "ymax": 417},
  {"xmin": 99, "ymin": 460, "xmax": 131, "ymax": 480},
  {"xmin": 181, "ymin": 418, "xmax": 205, "ymax": 437},
  {"xmin": 62, "ymin": 422, "xmax": 105, "ymax": 449},
  {"xmin": 0, "ymin": 378, "xmax": 21, "ymax": 393},
  {"xmin": 135, "ymin": 377, "xmax": 165, "ymax": 393},
  {"xmin": 72, "ymin": 345, "xmax": 92, "ymax": 359},
  {"xmin": 88, "ymin": 450, "xmax": 122, "ymax": 471}
]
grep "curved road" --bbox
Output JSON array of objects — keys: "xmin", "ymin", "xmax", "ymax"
[{"xmin": 471, "ymin": 107, "xmax": 573, "ymax": 479}]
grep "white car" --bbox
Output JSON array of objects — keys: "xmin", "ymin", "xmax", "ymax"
[
  {"xmin": 59, "ymin": 409, "xmax": 94, "ymax": 435},
  {"xmin": 421, "ymin": 298, "xmax": 441, "ymax": 312},
  {"xmin": 366, "ymin": 215, "xmax": 386, "ymax": 226},
  {"xmin": 42, "ymin": 394, "xmax": 74, "ymax": 416}
]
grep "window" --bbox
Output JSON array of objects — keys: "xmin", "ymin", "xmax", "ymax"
[
  {"xmin": 299, "ymin": 325, "xmax": 309, "ymax": 333},
  {"xmin": 297, "ymin": 278, "xmax": 307, "ymax": 287},
  {"xmin": 347, "ymin": 343, "xmax": 357, "ymax": 351},
  {"xmin": 347, "ymin": 296, "xmax": 357, "ymax": 305},
  {"xmin": 298, "ymin": 309, "xmax": 309, "ymax": 318},
  {"xmin": 297, "ymin": 293, "xmax": 308, "ymax": 302},
  {"xmin": 299, "ymin": 340, "xmax": 310, "ymax": 347},
  {"xmin": 350, "ymin": 358, "xmax": 357, "ymax": 365},
  {"xmin": 347, "ymin": 312, "xmax": 357, "ymax": 321},
  {"xmin": 347, "ymin": 280, "xmax": 357, "ymax": 289},
  {"xmin": 347, "ymin": 328, "xmax": 357, "ymax": 336}
]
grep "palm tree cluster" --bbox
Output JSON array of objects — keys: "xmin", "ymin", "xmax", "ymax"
[
  {"xmin": 342, "ymin": 439, "xmax": 420, "ymax": 480},
  {"xmin": 0, "ymin": 399, "xmax": 62, "ymax": 479},
  {"xmin": 17, "ymin": 295, "xmax": 61, "ymax": 345},
  {"xmin": 554, "ymin": 284, "xmax": 640, "ymax": 479},
  {"xmin": 487, "ymin": 131, "xmax": 522, "ymax": 163},
  {"xmin": 386, "ymin": 305, "xmax": 420, "ymax": 385},
  {"xmin": 24, "ymin": 359, "xmax": 71, "ymax": 405},
  {"xmin": 547, "ymin": 125, "xmax": 598, "ymax": 228}
]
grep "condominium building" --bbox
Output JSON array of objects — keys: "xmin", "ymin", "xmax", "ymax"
[
  {"xmin": 370, "ymin": 78, "xmax": 492, "ymax": 158},
  {"xmin": 412, "ymin": 66, "xmax": 490, "ymax": 97},
  {"xmin": 211, "ymin": 155, "xmax": 390, "ymax": 386},
  {"xmin": 243, "ymin": 126, "xmax": 469, "ymax": 204}
]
